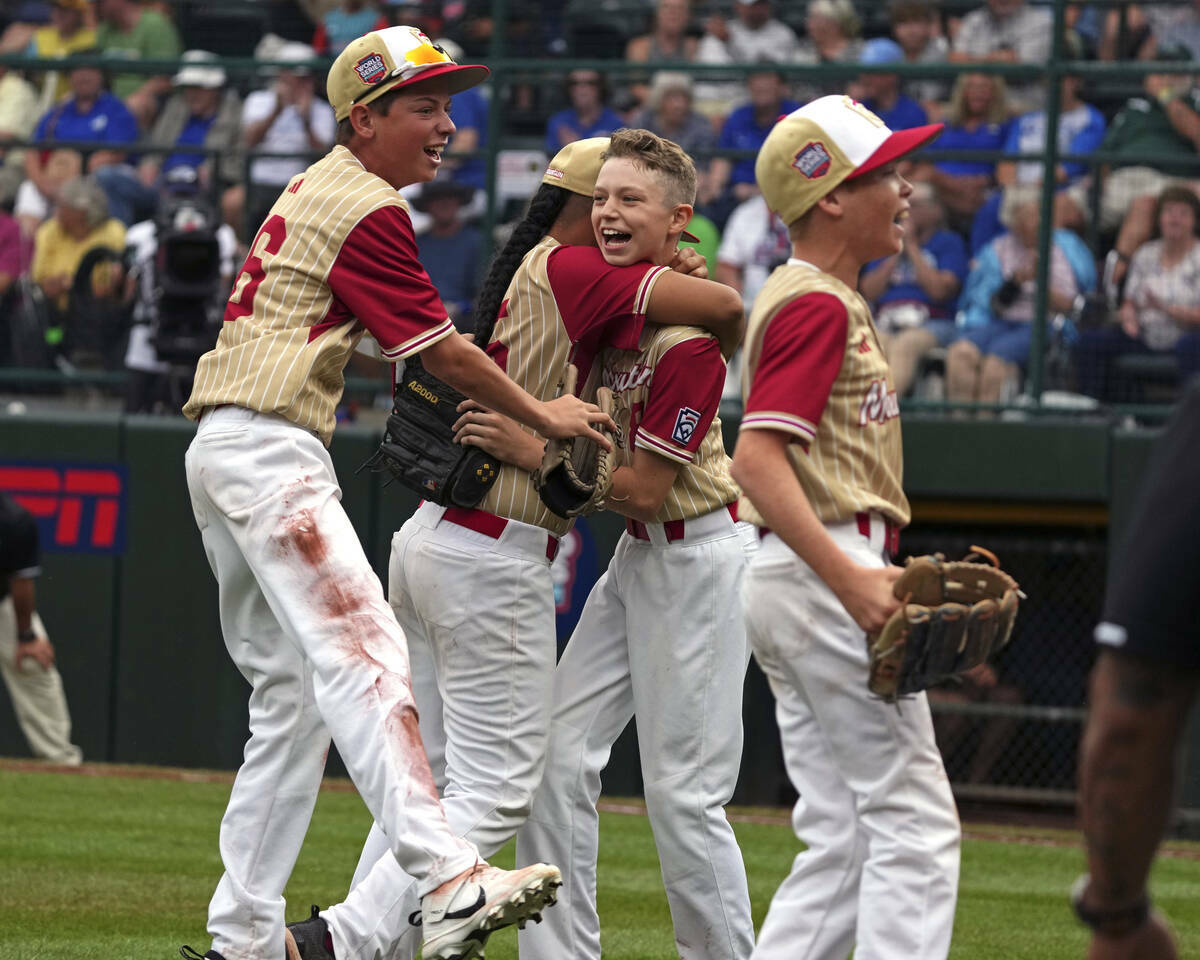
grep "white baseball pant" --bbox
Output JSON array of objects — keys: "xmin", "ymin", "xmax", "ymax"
[
  {"xmin": 184, "ymin": 407, "xmax": 477, "ymax": 960},
  {"xmin": 516, "ymin": 507, "xmax": 758, "ymax": 960},
  {"xmin": 322, "ymin": 500, "xmax": 558, "ymax": 960},
  {"xmin": 0, "ymin": 603, "xmax": 81, "ymax": 765},
  {"xmin": 744, "ymin": 516, "xmax": 961, "ymax": 960}
]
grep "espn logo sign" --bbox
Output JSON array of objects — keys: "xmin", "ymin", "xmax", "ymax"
[{"xmin": 0, "ymin": 462, "xmax": 128, "ymax": 554}]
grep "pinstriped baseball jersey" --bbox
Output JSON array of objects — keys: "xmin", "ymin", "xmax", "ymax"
[
  {"xmin": 738, "ymin": 260, "xmax": 910, "ymax": 528},
  {"xmin": 477, "ymin": 238, "xmax": 669, "ymax": 535},
  {"xmin": 183, "ymin": 145, "xmax": 454, "ymax": 446},
  {"xmin": 599, "ymin": 325, "xmax": 738, "ymax": 522}
]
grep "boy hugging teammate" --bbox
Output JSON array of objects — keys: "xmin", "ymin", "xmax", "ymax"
[{"xmin": 516, "ymin": 129, "xmax": 757, "ymax": 960}]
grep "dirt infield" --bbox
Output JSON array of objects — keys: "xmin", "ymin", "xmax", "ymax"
[{"xmin": 5, "ymin": 756, "xmax": 1200, "ymax": 860}]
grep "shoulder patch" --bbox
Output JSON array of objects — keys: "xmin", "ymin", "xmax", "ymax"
[{"xmin": 671, "ymin": 406, "xmax": 702, "ymax": 445}]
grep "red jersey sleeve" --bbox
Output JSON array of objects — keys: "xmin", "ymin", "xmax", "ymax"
[
  {"xmin": 635, "ymin": 336, "xmax": 724, "ymax": 464},
  {"xmin": 741, "ymin": 292, "xmax": 848, "ymax": 445},
  {"xmin": 327, "ymin": 204, "xmax": 454, "ymax": 361},
  {"xmin": 546, "ymin": 245, "xmax": 669, "ymax": 355}
]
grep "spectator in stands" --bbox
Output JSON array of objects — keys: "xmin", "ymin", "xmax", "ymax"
[
  {"xmin": 888, "ymin": 0, "xmax": 949, "ymax": 117},
  {"xmin": 695, "ymin": 0, "xmax": 801, "ymax": 117},
  {"xmin": 93, "ymin": 0, "xmax": 181, "ymax": 129},
  {"xmin": 413, "ymin": 179, "xmax": 480, "ymax": 333},
  {"xmin": 949, "ymin": 0, "xmax": 1052, "ymax": 112},
  {"xmin": 993, "ymin": 63, "xmax": 1105, "ymax": 238},
  {"xmin": 1061, "ymin": 49, "xmax": 1200, "ymax": 293},
  {"xmin": 543, "ymin": 69, "xmax": 624, "ymax": 157},
  {"xmin": 698, "ymin": 0, "xmax": 799, "ymax": 64},
  {"xmin": 24, "ymin": 50, "xmax": 155, "ymax": 226},
  {"xmin": 851, "ymin": 37, "xmax": 929, "ymax": 132},
  {"xmin": 1074, "ymin": 185, "xmax": 1200, "ymax": 403},
  {"xmin": 1095, "ymin": 4, "xmax": 1157, "ymax": 60},
  {"xmin": 431, "ymin": 36, "xmax": 487, "ymax": 202},
  {"xmin": 628, "ymin": 72, "xmax": 716, "ymax": 176},
  {"xmin": 312, "ymin": 0, "xmax": 387, "ymax": 54},
  {"xmin": 1136, "ymin": 0, "xmax": 1200, "ymax": 61},
  {"xmin": 792, "ymin": 0, "xmax": 863, "ymax": 102},
  {"xmin": 230, "ymin": 40, "xmax": 335, "ymax": 239},
  {"xmin": 136, "ymin": 51, "xmax": 243, "ymax": 197},
  {"xmin": 859, "ymin": 181, "xmax": 968, "ymax": 397},
  {"xmin": 0, "ymin": 63, "xmax": 38, "ymax": 165},
  {"xmin": 700, "ymin": 70, "xmax": 799, "ymax": 221},
  {"xmin": 715, "ymin": 191, "xmax": 789, "ymax": 398},
  {"xmin": 0, "ymin": 168, "xmax": 32, "ymax": 320},
  {"xmin": 927, "ymin": 662, "xmax": 1022, "ymax": 785},
  {"xmin": 946, "ymin": 185, "xmax": 1095, "ymax": 407},
  {"xmin": 625, "ymin": 0, "xmax": 698, "ymax": 108},
  {"xmin": 921, "ymin": 71, "xmax": 1011, "ymax": 233},
  {"xmin": 0, "ymin": 0, "xmax": 96, "ymax": 112},
  {"xmin": 29, "ymin": 174, "xmax": 124, "ymax": 358}
]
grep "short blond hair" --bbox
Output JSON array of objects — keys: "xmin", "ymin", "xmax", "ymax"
[{"xmin": 603, "ymin": 127, "xmax": 697, "ymax": 207}]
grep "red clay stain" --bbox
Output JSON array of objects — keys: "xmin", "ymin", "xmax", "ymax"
[
  {"xmin": 279, "ymin": 509, "xmax": 328, "ymax": 567},
  {"xmin": 391, "ymin": 703, "xmax": 440, "ymax": 803},
  {"xmin": 322, "ymin": 580, "xmax": 361, "ymax": 619},
  {"xmin": 337, "ymin": 630, "xmax": 387, "ymax": 671}
]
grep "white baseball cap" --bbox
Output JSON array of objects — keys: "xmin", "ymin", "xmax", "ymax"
[
  {"xmin": 755, "ymin": 94, "xmax": 942, "ymax": 227},
  {"xmin": 327, "ymin": 25, "xmax": 489, "ymax": 123},
  {"xmin": 173, "ymin": 50, "xmax": 226, "ymax": 89}
]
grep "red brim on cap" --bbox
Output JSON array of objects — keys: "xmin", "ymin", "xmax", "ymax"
[
  {"xmin": 845, "ymin": 122, "xmax": 944, "ymax": 180},
  {"xmin": 389, "ymin": 61, "xmax": 490, "ymax": 97}
]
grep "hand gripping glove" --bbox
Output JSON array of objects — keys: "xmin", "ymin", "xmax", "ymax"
[
  {"xmin": 534, "ymin": 363, "xmax": 616, "ymax": 518},
  {"xmin": 358, "ymin": 353, "xmax": 499, "ymax": 508},
  {"xmin": 867, "ymin": 546, "xmax": 1021, "ymax": 703}
]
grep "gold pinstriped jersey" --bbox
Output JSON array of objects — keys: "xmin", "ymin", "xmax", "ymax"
[
  {"xmin": 598, "ymin": 324, "xmax": 738, "ymax": 522},
  {"xmin": 184, "ymin": 146, "xmax": 454, "ymax": 446},
  {"xmin": 738, "ymin": 261, "xmax": 910, "ymax": 528},
  {"xmin": 478, "ymin": 238, "xmax": 668, "ymax": 535}
]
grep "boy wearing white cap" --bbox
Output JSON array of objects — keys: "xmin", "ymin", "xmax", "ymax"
[
  {"xmin": 730, "ymin": 95, "xmax": 961, "ymax": 959},
  {"xmin": 178, "ymin": 26, "xmax": 615, "ymax": 960}
]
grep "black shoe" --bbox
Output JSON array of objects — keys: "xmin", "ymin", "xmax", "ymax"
[
  {"xmin": 287, "ymin": 905, "xmax": 335, "ymax": 960},
  {"xmin": 180, "ymin": 948, "xmax": 224, "ymax": 960}
]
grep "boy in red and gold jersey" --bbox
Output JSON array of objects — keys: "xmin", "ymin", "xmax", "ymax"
[{"xmin": 732, "ymin": 96, "xmax": 960, "ymax": 960}]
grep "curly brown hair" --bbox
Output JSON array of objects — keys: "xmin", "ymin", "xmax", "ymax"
[{"xmin": 1153, "ymin": 184, "xmax": 1200, "ymax": 238}]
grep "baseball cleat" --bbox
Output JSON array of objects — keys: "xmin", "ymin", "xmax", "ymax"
[
  {"xmin": 419, "ymin": 861, "xmax": 562, "ymax": 960},
  {"xmin": 286, "ymin": 905, "xmax": 335, "ymax": 959},
  {"xmin": 179, "ymin": 948, "xmax": 225, "ymax": 959}
]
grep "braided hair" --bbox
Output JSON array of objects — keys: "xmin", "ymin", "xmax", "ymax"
[{"xmin": 472, "ymin": 183, "xmax": 572, "ymax": 346}]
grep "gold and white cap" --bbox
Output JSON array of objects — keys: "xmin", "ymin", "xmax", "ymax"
[
  {"xmin": 756, "ymin": 94, "xmax": 943, "ymax": 227},
  {"xmin": 327, "ymin": 25, "xmax": 489, "ymax": 123}
]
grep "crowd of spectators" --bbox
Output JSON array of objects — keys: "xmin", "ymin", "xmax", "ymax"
[{"xmin": 0, "ymin": 0, "xmax": 1199, "ymax": 411}]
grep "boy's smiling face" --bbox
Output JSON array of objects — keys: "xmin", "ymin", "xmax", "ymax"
[{"xmin": 591, "ymin": 157, "xmax": 691, "ymax": 267}]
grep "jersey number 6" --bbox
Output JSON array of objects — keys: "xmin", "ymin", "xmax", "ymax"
[{"xmin": 225, "ymin": 215, "xmax": 287, "ymax": 323}]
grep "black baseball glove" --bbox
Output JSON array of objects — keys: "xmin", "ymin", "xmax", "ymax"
[{"xmin": 358, "ymin": 354, "xmax": 499, "ymax": 508}]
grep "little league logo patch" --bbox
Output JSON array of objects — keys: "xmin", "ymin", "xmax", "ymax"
[
  {"xmin": 354, "ymin": 53, "xmax": 389, "ymax": 86},
  {"xmin": 792, "ymin": 141, "xmax": 832, "ymax": 179},
  {"xmin": 671, "ymin": 406, "xmax": 701, "ymax": 445}
]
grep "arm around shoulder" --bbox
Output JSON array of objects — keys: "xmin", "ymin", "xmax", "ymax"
[{"xmin": 646, "ymin": 271, "xmax": 745, "ymax": 357}]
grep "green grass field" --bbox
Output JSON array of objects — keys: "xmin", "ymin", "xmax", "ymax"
[{"xmin": 1, "ymin": 763, "xmax": 1198, "ymax": 960}]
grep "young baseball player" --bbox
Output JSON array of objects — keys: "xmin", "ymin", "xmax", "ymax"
[
  {"xmin": 730, "ymin": 96, "xmax": 961, "ymax": 960},
  {"xmin": 178, "ymin": 26, "xmax": 608, "ymax": 960},
  {"xmin": 297, "ymin": 138, "xmax": 743, "ymax": 960},
  {"xmin": 513, "ymin": 128, "xmax": 757, "ymax": 960}
]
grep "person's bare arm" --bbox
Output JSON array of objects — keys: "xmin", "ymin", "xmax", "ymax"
[
  {"xmin": 905, "ymin": 242, "xmax": 961, "ymax": 302},
  {"xmin": 243, "ymin": 95, "xmax": 285, "ymax": 148},
  {"xmin": 716, "ymin": 260, "xmax": 744, "ymax": 296},
  {"xmin": 453, "ymin": 399, "xmax": 546, "ymax": 470},
  {"xmin": 645, "ymin": 270, "xmax": 745, "ymax": 358},
  {"xmin": 1078, "ymin": 650, "xmax": 1195, "ymax": 957},
  {"xmin": 858, "ymin": 254, "xmax": 899, "ymax": 304},
  {"xmin": 731, "ymin": 429, "xmax": 902, "ymax": 632},
  {"xmin": 605, "ymin": 448, "xmax": 681, "ymax": 522},
  {"xmin": 422, "ymin": 331, "xmax": 614, "ymax": 443},
  {"xmin": 9, "ymin": 576, "xmax": 54, "ymax": 670}
]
